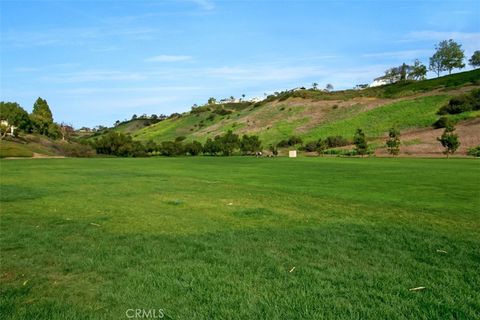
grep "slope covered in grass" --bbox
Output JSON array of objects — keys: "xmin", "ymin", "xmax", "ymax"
[
  {"xmin": 130, "ymin": 70, "xmax": 480, "ymax": 146},
  {"xmin": 1, "ymin": 157, "xmax": 479, "ymax": 318}
]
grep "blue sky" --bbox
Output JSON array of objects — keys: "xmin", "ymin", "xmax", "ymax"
[{"xmin": 1, "ymin": 0, "xmax": 479, "ymax": 128}]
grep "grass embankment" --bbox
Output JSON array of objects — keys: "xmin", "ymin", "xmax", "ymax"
[
  {"xmin": 0, "ymin": 141, "xmax": 33, "ymax": 158},
  {"xmin": 1, "ymin": 157, "xmax": 479, "ymax": 319}
]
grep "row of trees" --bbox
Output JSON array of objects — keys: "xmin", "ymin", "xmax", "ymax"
[
  {"xmin": 378, "ymin": 40, "xmax": 479, "ymax": 83},
  {"xmin": 91, "ymin": 130, "xmax": 263, "ymax": 157},
  {"xmin": 0, "ymin": 98, "xmax": 74, "ymax": 140}
]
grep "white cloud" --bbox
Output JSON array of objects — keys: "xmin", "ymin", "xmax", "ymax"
[{"xmin": 145, "ymin": 55, "xmax": 193, "ymax": 62}]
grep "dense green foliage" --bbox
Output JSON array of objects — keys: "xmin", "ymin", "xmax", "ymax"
[
  {"xmin": 92, "ymin": 131, "xmax": 146, "ymax": 157},
  {"xmin": 0, "ymin": 102, "xmax": 31, "ymax": 133},
  {"xmin": 0, "ymin": 157, "xmax": 479, "ymax": 319},
  {"xmin": 437, "ymin": 89, "xmax": 480, "ymax": 115}
]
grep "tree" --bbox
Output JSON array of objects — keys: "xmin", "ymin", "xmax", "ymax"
[
  {"xmin": 437, "ymin": 124, "xmax": 460, "ymax": 157},
  {"xmin": 240, "ymin": 134, "xmax": 262, "ymax": 155},
  {"xmin": 408, "ymin": 59, "xmax": 427, "ymax": 80},
  {"xmin": 377, "ymin": 66, "xmax": 402, "ymax": 84},
  {"xmin": 30, "ymin": 98, "xmax": 55, "ymax": 136},
  {"xmin": 430, "ymin": 39, "xmax": 465, "ymax": 76},
  {"xmin": 325, "ymin": 83, "xmax": 334, "ymax": 91},
  {"xmin": 185, "ymin": 140, "xmax": 203, "ymax": 156},
  {"xmin": 353, "ymin": 129, "xmax": 368, "ymax": 156},
  {"xmin": 386, "ymin": 127, "xmax": 401, "ymax": 156},
  {"xmin": 0, "ymin": 101, "xmax": 32, "ymax": 132},
  {"xmin": 312, "ymin": 82, "xmax": 318, "ymax": 90},
  {"xmin": 217, "ymin": 130, "xmax": 239, "ymax": 156},
  {"xmin": 469, "ymin": 50, "xmax": 480, "ymax": 68},
  {"xmin": 429, "ymin": 51, "xmax": 445, "ymax": 78},
  {"xmin": 60, "ymin": 123, "xmax": 74, "ymax": 141},
  {"xmin": 207, "ymin": 97, "xmax": 217, "ymax": 105},
  {"xmin": 203, "ymin": 138, "xmax": 221, "ymax": 156}
]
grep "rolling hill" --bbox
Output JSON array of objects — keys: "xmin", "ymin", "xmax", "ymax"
[{"xmin": 121, "ymin": 69, "xmax": 480, "ymax": 155}]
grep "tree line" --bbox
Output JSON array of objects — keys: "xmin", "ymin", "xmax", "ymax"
[
  {"xmin": 377, "ymin": 40, "xmax": 480, "ymax": 84},
  {"xmin": 90, "ymin": 130, "xmax": 263, "ymax": 157}
]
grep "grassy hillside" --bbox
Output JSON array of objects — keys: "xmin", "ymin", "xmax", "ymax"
[
  {"xmin": 0, "ymin": 135, "xmax": 95, "ymax": 158},
  {"xmin": 131, "ymin": 69, "xmax": 480, "ymax": 146},
  {"xmin": 1, "ymin": 157, "xmax": 479, "ymax": 318}
]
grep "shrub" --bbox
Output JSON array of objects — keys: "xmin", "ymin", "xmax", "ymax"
[
  {"xmin": 276, "ymin": 139, "xmax": 289, "ymax": 148},
  {"xmin": 437, "ymin": 89, "xmax": 480, "ymax": 115},
  {"xmin": 213, "ymin": 108, "xmax": 232, "ymax": 116},
  {"xmin": 287, "ymin": 136, "xmax": 303, "ymax": 146},
  {"xmin": 467, "ymin": 145, "xmax": 480, "ymax": 157},
  {"xmin": 325, "ymin": 135, "xmax": 349, "ymax": 148},
  {"xmin": 432, "ymin": 116, "xmax": 456, "ymax": 129},
  {"xmin": 184, "ymin": 141, "xmax": 203, "ymax": 156}
]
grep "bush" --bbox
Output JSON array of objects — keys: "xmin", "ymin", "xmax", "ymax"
[
  {"xmin": 432, "ymin": 116, "xmax": 456, "ymax": 129},
  {"xmin": 287, "ymin": 136, "xmax": 303, "ymax": 146},
  {"xmin": 437, "ymin": 89, "xmax": 480, "ymax": 115},
  {"xmin": 325, "ymin": 135, "xmax": 349, "ymax": 148},
  {"xmin": 184, "ymin": 141, "xmax": 203, "ymax": 156},
  {"xmin": 467, "ymin": 145, "xmax": 480, "ymax": 157},
  {"xmin": 57, "ymin": 142, "xmax": 96, "ymax": 157},
  {"xmin": 213, "ymin": 108, "xmax": 232, "ymax": 116}
]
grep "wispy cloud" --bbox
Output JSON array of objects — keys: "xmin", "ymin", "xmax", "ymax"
[
  {"xmin": 2, "ymin": 26, "xmax": 157, "ymax": 48},
  {"xmin": 42, "ymin": 70, "xmax": 147, "ymax": 83},
  {"xmin": 145, "ymin": 55, "xmax": 193, "ymax": 62}
]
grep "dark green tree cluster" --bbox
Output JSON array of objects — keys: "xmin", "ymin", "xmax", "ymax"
[
  {"xmin": 92, "ymin": 131, "xmax": 146, "ymax": 157},
  {"xmin": 302, "ymin": 139, "xmax": 327, "ymax": 153},
  {"xmin": 277, "ymin": 136, "xmax": 303, "ymax": 148},
  {"xmin": 0, "ymin": 98, "xmax": 61, "ymax": 139},
  {"xmin": 240, "ymin": 134, "xmax": 262, "ymax": 155},
  {"xmin": 437, "ymin": 89, "xmax": 480, "ymax": 115}
]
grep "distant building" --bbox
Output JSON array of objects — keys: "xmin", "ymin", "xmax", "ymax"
[
  {"xmin": 0, "ymin": 120, "xmax": 16, "ymax": 136},
  {"xmin": 368, "ymin": 78, "xmax": 391, "ymax": 87},
  {"xmin": 249, "ymin": 97, "xmax": 264, "ymax": 103}
]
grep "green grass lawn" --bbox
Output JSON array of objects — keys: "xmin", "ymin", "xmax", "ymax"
[{"xmin": 1, "ymin": 157, "xmax": 479, "ymax": 319}]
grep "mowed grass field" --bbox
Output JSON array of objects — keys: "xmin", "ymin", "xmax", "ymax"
[{"xmin": 0, "ymin": 157, "xmax": 479, "ymax": 319}]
